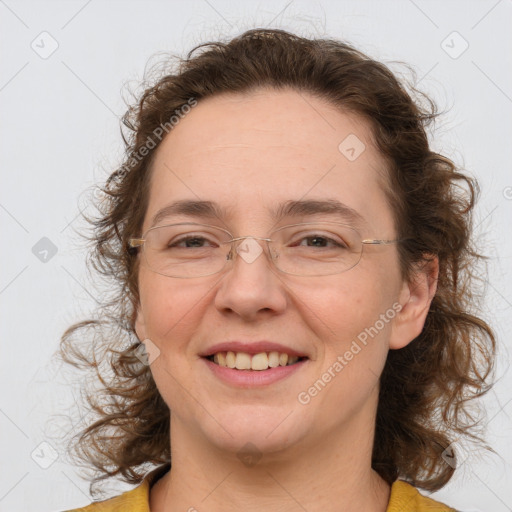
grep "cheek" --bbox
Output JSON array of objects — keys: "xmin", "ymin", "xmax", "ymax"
[
  {"xmin": 138, "ymin": 271, "xmax": 207, "ymax": 348},
  {"xmin": 294, "ymin": 269, "xmax": 394, "ymax": 344},
  {"xmin": 302, "ymin": 276, "xmax": 394, "ymax": 412},
  {"xmin": 138, "ymin": 273, "xmax": 207, "ymax": 410},
  {"xmin": 294, "ymin": 269, "xmax": 399, "ymax": 410}
]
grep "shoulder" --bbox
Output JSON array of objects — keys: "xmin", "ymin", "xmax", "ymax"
[
  {"xmin": 62, "ymin": 465, "xmax": 170, "ymax": 512},
  {"xmin": 63, "ymin": 483, "xmax": 149, "ymax": 512},
  {"xmin": 387, "ymin": 480, "xmax": 457, "ymax": 512}
]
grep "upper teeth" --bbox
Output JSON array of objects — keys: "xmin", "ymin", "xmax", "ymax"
[{"xmin": 212, "ymin": 351, "xmax": 300, "ymax": 371}]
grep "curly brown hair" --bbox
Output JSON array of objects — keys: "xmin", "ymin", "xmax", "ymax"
[{"xmin": 59, "ymin": 28, "xmax": 496, "ymax": 496}]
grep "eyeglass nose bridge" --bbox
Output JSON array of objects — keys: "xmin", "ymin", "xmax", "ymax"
[{"xmin": 225, "ymin": 235, "xmax": 276, "ymax": 266}]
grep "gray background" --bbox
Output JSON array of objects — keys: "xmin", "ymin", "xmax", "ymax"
[{"xmin": 1, "ymin": 0, "xmax": 511, "ymax": 511}]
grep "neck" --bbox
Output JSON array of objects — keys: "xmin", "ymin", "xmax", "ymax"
[{"xmin": 150, "ymin": 414, "xmax": 390, "ymax": 512}]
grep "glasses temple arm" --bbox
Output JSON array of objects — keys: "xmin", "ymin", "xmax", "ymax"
[
  {"xmin": 128, "ymin": 238, "xmax": 145, "ymax": 248},
  {"xmin": 361, "ymin": 239, "xmax": 402, "ymax": 245}
]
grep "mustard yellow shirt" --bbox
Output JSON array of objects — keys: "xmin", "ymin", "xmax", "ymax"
[{"xmin": 65, "ymin": 465, "xmax": 456, "ymax": 512}]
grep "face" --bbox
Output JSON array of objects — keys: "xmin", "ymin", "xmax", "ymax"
[{"xmin": 134, "ymin": 88, "xmax": 414, "ymax": 458}]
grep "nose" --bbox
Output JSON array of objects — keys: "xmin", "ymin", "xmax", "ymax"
[{"xmin": 213, "ymin": 236, "xmax": 287, "ymax": 320}]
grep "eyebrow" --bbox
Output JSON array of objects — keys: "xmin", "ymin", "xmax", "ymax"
[{"xmin": 150, "ymin": 199, "xmax": 367, "ymax": 229}]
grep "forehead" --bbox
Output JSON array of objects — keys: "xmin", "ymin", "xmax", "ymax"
[{"xmin": 144, "ymin": 88, "xmax": 395, "ymax": 234}]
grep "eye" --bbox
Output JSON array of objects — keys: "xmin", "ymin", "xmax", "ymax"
[
  {"xmin": 168, "ymin": 235, "xmax": 218, "ymax": 249},
  {"xmin": 290, "ymin": 233, "xmax": 349, "ymax": 249},
  {"xmin": 298, "ymin": 235, "xmax": 340, "ymax": 248}
]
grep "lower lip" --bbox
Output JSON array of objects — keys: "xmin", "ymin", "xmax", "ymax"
[{"xmin": 202, "ymin": 358, "xmax": 308, "ymax": 387}]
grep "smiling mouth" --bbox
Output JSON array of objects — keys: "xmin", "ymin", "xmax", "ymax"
[{"xmin": 204, "ymin": 351, "xmax": 308, "ymax": 371}]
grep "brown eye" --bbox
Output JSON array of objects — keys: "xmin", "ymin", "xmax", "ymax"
[
  {"xmin": 295, "ymin": 235, "xmax": 347, "ymax": 249},
  {"xmin": 168, "ymin": 236, "xmax": 216, "ymax": 249}
]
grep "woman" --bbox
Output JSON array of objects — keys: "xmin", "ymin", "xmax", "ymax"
[{"xmin": 61, "ymin": 28, "xmax": 495, "ymax": 511}]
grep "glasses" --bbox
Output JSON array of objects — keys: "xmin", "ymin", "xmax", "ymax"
[{"xmin": 128, "ymin": 222, "xmax": 401, "ymax": 278}]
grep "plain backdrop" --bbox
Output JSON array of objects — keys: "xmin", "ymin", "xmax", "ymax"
[{"xmin": 1, "ymin": 1, "xmax": 511, "ymax": 511}]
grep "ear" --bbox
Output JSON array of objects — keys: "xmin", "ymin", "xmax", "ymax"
[
  {"xmin": 389, "ymin": 255, "xmax": 439, "ymax": 350},
  {"xmin": 133, "ymin": 303, "xmax": 147, "ymax": 342}
]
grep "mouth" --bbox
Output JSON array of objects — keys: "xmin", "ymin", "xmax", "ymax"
[{"xmin": 203, "ymin": 351, "xmax": 309, "ymax": 371}]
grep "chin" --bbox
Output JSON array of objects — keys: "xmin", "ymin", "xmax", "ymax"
[{"xmin": 198, "ymin": 404, "xmax": 308, "ymax": 456}]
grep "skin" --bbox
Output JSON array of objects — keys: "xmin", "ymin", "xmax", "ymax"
[{"xmin": 134, "ymin": 88, "xmax": 438, "ymax": 512}]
